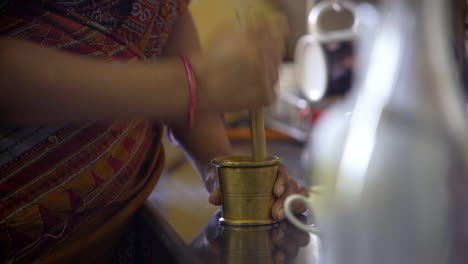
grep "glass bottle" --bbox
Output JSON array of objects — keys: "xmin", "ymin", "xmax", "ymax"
[{"xmin": 306, "ymin": 0, "xmax": 468, "ymax": 263}]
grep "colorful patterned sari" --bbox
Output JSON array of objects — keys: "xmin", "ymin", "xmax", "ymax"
[{"xmin": 0, "ymin": 0, "xmax": 189, "ymax": 263}]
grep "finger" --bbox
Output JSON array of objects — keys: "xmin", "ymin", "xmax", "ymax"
[
  {"xmin": 277, "ymin": 38, "xmax": 287, "ymax": 61},
  {"xmin": 281, "ymin": 221, "xmax": 311, "ymax": 247},
  {"xmin": 272, "ymin": 200, "xmax": 285, "ymax": 221},
  {"xmin": 264, "ymin": 62, "xmax": 277, "ymax": 99},
  {"xmin": 208, "ymin": 189, "xmax": 222, "ymax": 206},
  {"xmin": 295, "ymin": 231, "xmax": 311, "ymax": 248},
  {"xmin": 282, "ymin": 245, "xmax": 300, "ymax": 260},
  {"xmin": 263, "ymin": 29, "xmax": 285, "ymax": 61},
  {"xmin": 258, "ymin": 33, "xmax": 279, "ymax": 65},
  {"xmin": 249, "ymin": 47, "xmax": 270, "ymax": 107},
  {"xmin": 272, "ymin": 65, "xmax": 279, "ymax": 87},
  {"xmin": 283, "ymin": 180, "xmax": 308, "ymax": 214},
  {"xmin": 263, "ymin": 50, "xmax": 276, "ymax": 85},
  {"xmin": 272, "ymin": 180, "xmax": 308, "ymax": 220},
  {"xmin": 255, "ymin": 39, "xmax": 270, "ymax": 77},
  {"xmin": 260, "ymin": 53, "xmax": 277, "ymax": 106},
  {"xmin": 265, "ymin": 83, "xmax": 277, "ymax": 106},
  {"xmin": 275, "ymin": 240, "xmax": 300, "ymax": 261},
  {"xmin": 261, "ymin": 59, "xmax": 275, "ymax": 105},
  {"xmin": 271, "ymin": 227, "xmax": 285, "ymax": 245},
  {"xmin": 291, "ymin": 186, "xmax": 309, "ymax": 215},
  {"xmin": 267, "ymin": 56, "xmax": 280, "ymax": 86},
  {"xmin": 260, "ymin": 22, "xmax": 286, "ymax": 61},
  {"xmin": 251, "ymin": 22, "xmax": 281, "ymax": 55},
  {"xmin": 273, "ymin": 250, "xmax": 286, "ymax": 264},
  {"xmin": 274, "ymin": 164, "xmax": 289, "ymax": 197},
  {"xmin": 250, "ymin": 26, "xmax": 278, "ymax": 107},
  {"xmin": 252, "ymin": 24, "xmax": 281, "ymax": 88},
  {"xmin": 271, "ymin": 191, "xmax": 288, "ymax": 220}
]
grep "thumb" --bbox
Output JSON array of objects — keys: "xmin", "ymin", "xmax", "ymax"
[{"xmin": 209, "ymin": 189, "xmax": 222, "ymax": 206}]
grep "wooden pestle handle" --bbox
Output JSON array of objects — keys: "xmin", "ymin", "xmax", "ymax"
[
  {"xmin": 238, "ymin": 1, "xmax": 267, "ymax": 161},
  {"xmin": 249, "ymin": 108, "xmax": 267, "ymax": 161}
]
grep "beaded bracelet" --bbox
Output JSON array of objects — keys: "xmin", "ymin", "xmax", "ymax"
[{"xmin": 179, "ymin": 54, "xmax": 197, "ymax": 129}]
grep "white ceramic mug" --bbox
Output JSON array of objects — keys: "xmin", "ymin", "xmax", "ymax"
[{"xmin": 284, "ymin": 185, "xmax": 327, "ymax": 234}]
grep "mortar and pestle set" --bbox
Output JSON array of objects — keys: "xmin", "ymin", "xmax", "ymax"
[{"xmin": 212, "ymin": 108, "xmax": 281, "ymax": 226}]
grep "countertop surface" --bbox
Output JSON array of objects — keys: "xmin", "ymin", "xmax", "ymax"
[{"xmin": 188, "ymin": 210, "xmax": 321, "ymax": 264}]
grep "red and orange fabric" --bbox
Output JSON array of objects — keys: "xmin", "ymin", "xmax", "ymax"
[{"xmin": 0, "ymin": 0, "xmax": 189, "ymax": 263}]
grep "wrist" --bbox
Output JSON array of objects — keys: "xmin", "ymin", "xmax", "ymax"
[
  {"xmin": 203, "ymin": 165, "xmax": 219, "ymax": 193},
  {"xmin": 189, "ymin": 54, "xmax": 212, "ymax": 113},
  {"xmin": 148, "ymin": 58, "xmax": 191, "ymax": 121},
  {"xmin": 178, "ymin": 54, "xmax": 197, "ymax": 128}
]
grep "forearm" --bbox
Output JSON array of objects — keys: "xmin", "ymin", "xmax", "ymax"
[
  {"xmin": 169, "ymin": 113, "xmax": 232, "ymax": 192},
  {"xmin": 163, "ymin": 11, "xmax": 233, "ymax": 192},
  {"xmin": 0, "ymin": 38, "xmax": 189, "ymax": 124}
]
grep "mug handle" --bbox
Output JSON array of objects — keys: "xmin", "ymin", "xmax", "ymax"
[
  {"xmin": 308, "ymin": 0, "xmax": 359, "ymax": 39},
  {"xmin": 284, "ymin": 194, "xmax": 320, "ymax": 234}
]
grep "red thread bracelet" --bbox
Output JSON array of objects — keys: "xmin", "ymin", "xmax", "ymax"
[{"xmin": 179, "ymin": 54, "xmax": 197, "ymax": 128}]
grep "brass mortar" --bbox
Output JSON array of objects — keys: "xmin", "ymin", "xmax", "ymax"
[{"xmin": 212, "ymin": 155, "xmax": 281, "ymax": 226}]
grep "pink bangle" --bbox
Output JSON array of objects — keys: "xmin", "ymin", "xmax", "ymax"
[{"xmin": 179, "ymin": 54, "xmax": 197, "ymax": 129}]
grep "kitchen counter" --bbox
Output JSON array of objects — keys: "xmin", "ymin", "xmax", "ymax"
[{"xmin": 188, "ymin": 209, "xmax": 320, "ymax": 264}]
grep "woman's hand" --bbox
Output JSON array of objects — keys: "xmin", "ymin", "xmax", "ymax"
[
  {"xmin": 191, "ymin": 16, "xmax": 288, "ymax": 113},
  {"xmin": 208, "ymin": 163, "xmax": 309, "ymax": 220},
  {"xmin": 270, "ymin": 164, "xmax": 309, "ymax": 220}
]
